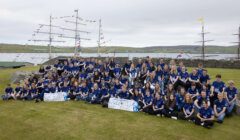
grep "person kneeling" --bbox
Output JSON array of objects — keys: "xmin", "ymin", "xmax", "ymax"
[{"xmin": 195, "ymin": 100, "xmax": 215, "ymax": 129}]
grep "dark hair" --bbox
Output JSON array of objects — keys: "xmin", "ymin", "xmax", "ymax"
[{"xmin": 216, "ymin": 74, "xmax": 221, "ymax": 78}]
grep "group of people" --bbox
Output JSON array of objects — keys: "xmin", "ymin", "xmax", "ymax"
[{"xmin": 2, "ymin": 56, "xmax": 239, "ymax": 128}]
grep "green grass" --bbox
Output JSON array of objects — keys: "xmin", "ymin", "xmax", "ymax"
[{"xmin": 0, "ymin": 66, "xmax": 240, "ymax": 140}]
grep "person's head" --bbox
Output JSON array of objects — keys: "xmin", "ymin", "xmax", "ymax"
[
  {"xmin": 181, "ymin": 66, "xmax": 186, "ymax": 72},
  {"xmin": 16, "ymin": 82, "xmax": 20, "ymax": 86},
  {"xmin": 179, "ymin": 61, "xmax": 184, "ymax": 67},
  {"xmin": 134, "ymin": 88, "xmax": 139, "ymax": 95},
  {"xmin": 185, "ymin": 94, "xmax": 192, "ymax": 103},
  {"xmin": 191, "ymin": 83, "xmax": 196, "ymax": 89},
  {"xmin": 200, "ymin": 91, "xmax": 206, "ymax": 98},
  {"xmin": 169, "ymin": 94, "xmax": 175, "ymax": 101},
  {"xmin": 130, "ymin": 63, "xmax": 135, "ymax": 69},
  {"xmin": 93, "ymin": 83, "xmax": 98, "ymax": 90},
  {"xmin": 216, "ymin": 74, "xmax": 222, "ymax": 82},
  {"xmin": 228, "ymin": 80, "xmax": 235, "ymax": 89},
  {"xmin": 168, "ymin": 84, "xmax": 173, "ymax": 91},
  {"xmin": 82, "ymin": 81, "xmax": 87, "ymax": 87},
  {"xmin": 180, "ymin": 87, "xmax": 186, "ymax": 95},
  {"xmin": 192, "ymin": 69, "xmax": 197, "ymax": 75},
  {"xmin": 198, "ymin": 63, "xmax": 203, "ymax": 69},
  {"xmin": 218, "ymin": 93, "xmax": 224, "ymax": 101},
  {"xmin": 145, "ymin": 82, "xmax": 150, "ymax": 89},
  {"xmin": 157, "ymin": 65, "xmax": 162, "ymax": 71},
  {"xmin": 115, "ymin": 79, "xmax": 119, "ymax": 84},
  {"xmin": 202, "ymin": 100, "xmax": 209, "ymax": 109},
  {"xmin": 203, "ymin": 69, "xmax": 207, "ymax": 76},
  {"xmin": 105, "ymin": 71, "xmax": 109, "ymax": 76}
]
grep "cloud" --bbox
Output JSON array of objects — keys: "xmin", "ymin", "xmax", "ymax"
[{"xmin": 0, "ymin": 0, "xmax": 239, "ymax": 47}]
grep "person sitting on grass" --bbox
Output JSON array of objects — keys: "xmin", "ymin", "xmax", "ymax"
[
  {"xmin": 194, "ymin": 91, "xmax": 210, "ymax": 113},
  {"xmin": 224, "ymin": 80, "xmax": 238, "ymax": 115},
  {"xmin": 214, "ymin": 93, "xmax": 228, "ymax": 123},
  {"xmin": 14, "ymin": 82, "xmax": 22, "ymax": 100},
  {"xmin": 117, "ymin": 85, "xmax": 129, "ymax": 99},
  {"xmin": 2, "ymin": 84, "xmax": 14, "ymax": 100},
  {"xmin": 149, "ymin": 93, "xmax": 165, "ymax": 116},
  {"xmin": 139, "ymin": 90, "xmax": 153, "ymax": 112},
  {"xmin": 88, "ymin": 83, "xmax": 101, "ymax": 104},
  {"xmin": 195, "ymin": 100, "xmax": 215, "ymax": 129},
  {"xmin": 176, "ymin": 87, "xmax": 186, "ymax": 111},
  {"xmin": 178, "ymin": 94, "xmax": 195, "ymax": 121},
  {"xmin": 165, "ymin": 94, "xmax": 178, "ymax": 119}
]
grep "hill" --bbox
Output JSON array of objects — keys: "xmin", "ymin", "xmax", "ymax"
[{"xmin": 0, "ymin": 43, "xmax": 238, "ymax": 54}]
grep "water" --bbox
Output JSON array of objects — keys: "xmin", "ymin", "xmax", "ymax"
[{"xmin": 0, "ymin": 53, "xmax": 237, "ymax": 65}]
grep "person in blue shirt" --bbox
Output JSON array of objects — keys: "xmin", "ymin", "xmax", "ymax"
[
  {"xmin": 158, "ymin": 58, "xmax": 165, "ymax": 70},
  {"xmin": 100, "ymin": 84, "xmax": 110, "ymax": 106},
  {"xmin": 103, "ymin": 71, "xmax": 111, "ymax": 89},
  {"xmin": 77, "ymin": 81, "xmax": 89, "ymax": 101},
  {"xmin": 129, "ymin": 63, "xmax": 137, "ymax": 88},
  {"xmin": 195, "ymin": 100, "xmax": 215, "ymax": 129},
  {"xmin": 178, "ymin": 94, "xmax": 195, "ymax": 121},
  {"xmin": 15, "ymin": 82, "xmax": 22, "ymax": 100},
  {"xmin": 139, "ymin": 90, "xmax": 153, "ymax": 113},
  {"xmin": 214, "ymin": 93, "xmax": 228, "ymax": 123},
  {"xmin": 210, "ymin": 74, "xmax": 226, "ymax": 107},
  {"xmin": 197, "ymin": 63, "xmax": 204, "ymax": 77},
  {"xmin": 188, "ymin": 69, "xmax": 201, "ymax": 90},
  {"xmin": 114, "ymin": 64, "xmax": 122, "ymax": 78},
  {"xmin": 225, "ymin": 80, "xmax": 238, "ymax": 114},
  {"xmin": 176, "ymin": 87, "xmax": 186, "ymax": 111},
  {"xmin": 187, "ymin": 83, "xmax": 199, "ymax": 100},
  {"xmin": 177, "ymin": 67, "xmax": 189, "ymax": 89},
  {"xmin": 129, "ymin": 88, "xmax": 143, "ymax": 103},
  {"xmin": 89, "ymin": 83, "xmax": 102, "ymax": 104},
  {"xmin": 194, "ymin": 91, "xmax": 210, "ymax": 112},
  {"xmin": 199, "ymin": 69, "xmax": 211, "ymax": 89},
  {"xmin": 177, "ymin": 61, "xmax": 184, "ymax": 74},
  {"xmin": 117, "ymin": 85, "xmax": 129, "ymax": 99},
  {"xmin": 2, "ymin": 84, "xmax": 14, "ymax": 100},
  {"xmin": 165, "ymin": 94, "xmax": 178, "ymax": 118},
  {"xmin": 149, "ymin": 93, "xmax": 165, "ymax": 116}
]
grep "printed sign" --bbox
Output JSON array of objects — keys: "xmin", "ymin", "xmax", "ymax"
[
  {"xmin": 44, "ymin": 92, "xmax": 67, "ymax": 102},
  {"xmin": 108, "ymin": 97, "xmax": 138, "ymax": 112}
]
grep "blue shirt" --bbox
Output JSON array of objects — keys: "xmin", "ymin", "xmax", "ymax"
[
  {"xmin": 183, "ymin": 103, "xmax": 194, "ymax": 114},
  {"xmin": 212, "ymin": 81, "xmax": 225, "ymax": 93},
  {"xmin": 178, "ymin": 72, "xmax": 189, "ymax": 81},
  {"xmin": 176, "ymin": 94, "xmax": 185, "ymax": 108},
  {"xmin": 187, "ymin": 88, "xmax": 198, "ymax": 95},
  {"xmin": 153, "ymin": 98, "xmax": 164, "ymax": 109},
  {"xmin": 190, "ymin": 73, "xmax": 199, "ymax": 81},
  {"xmin": 200, "ymin": 75, "xmax": 210, "ymax": 84},
  {"xmin": 196, "ymin": 95, "xmax": 210, "ymax": 106},
  {"xmin": 199, "ymin": 107, "xmax": 214, "ymax": 119},
  {"xmin": 60, "ymin": 86, "xmax": 70, "ymax": 93},
  {"xmin": 118, "ymin": 91, "xmax": 129, "ymax": 99},
  {"xmin": 5, "ymin": 87, "xmax": 13, "ymax": 94},
  {"xmin": 214, "ymin": 99, "xmax": 228, "ymax": 113},
  {"xmin": 144, "ymin": 95, "xmax": 153, "ymax": 105},
  {"xmin": 225, "ymin": 87, "xmax": 238, "ymax": 102}
]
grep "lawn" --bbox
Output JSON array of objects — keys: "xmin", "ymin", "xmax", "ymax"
[{"xmin": 0, "ymin": 66, "xmax": 239, "ymax": 140}]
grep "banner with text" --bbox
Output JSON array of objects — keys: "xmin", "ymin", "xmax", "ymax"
[
  {"xmin": 44, "ymin": 92, "xmax": 67, "ymax": 102},
  {"xmin": 108, "ymin": 97, "xmax": 139, "ymax": 112}
]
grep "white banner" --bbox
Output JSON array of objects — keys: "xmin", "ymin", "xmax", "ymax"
[
  {"xmin": 108, "ymin": 97, "xmax": 138, "ymax": 112},
  {"xmin": 44, "ymin": 92, "xmax": 67, "ymax": 102}
]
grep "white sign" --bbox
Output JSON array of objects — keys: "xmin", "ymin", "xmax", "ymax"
[
  {"xmin": 44, "ymin": 92, "xmax": 67, "ymax": 102},
  {"xmin": 108, "ymin": 97, "xmax": 138, "ymax": 112}
]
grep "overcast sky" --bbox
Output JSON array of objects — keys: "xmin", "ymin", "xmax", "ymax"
[{"xmin": 0, "ymin": 0, "xmax": 239, "ymax": 47}]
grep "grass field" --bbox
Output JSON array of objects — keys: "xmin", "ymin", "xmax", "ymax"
[{"xmin": 0, "ymin": 66, "xmax": 240, "ymax": 140}]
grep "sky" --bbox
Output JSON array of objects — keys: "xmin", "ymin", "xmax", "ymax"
[{"xmin": 0, "ymin": 0, "xmax": 239, "ymax": 47}]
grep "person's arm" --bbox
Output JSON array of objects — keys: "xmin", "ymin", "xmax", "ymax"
[
  {"xmin": 210, "ymin": 86, "xmax": 214, "ymax": 97},
  {"xmin": 188, "ymin": 108, "xmax": 195, "ymax": 118},
  {"xmin": 214, "ymin": 105, "xmax": 219, "ymax": 117},
  {"xmin": 197, "ymin": 113, "xmax": 204, "ymax": 121},
  {"xmin": 194, "ymin": 100, "xmax": 201, "ymax": 109},
  {"xmin": 218, "ymin": 107, "xmax": 226, "ymax": 116}
]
